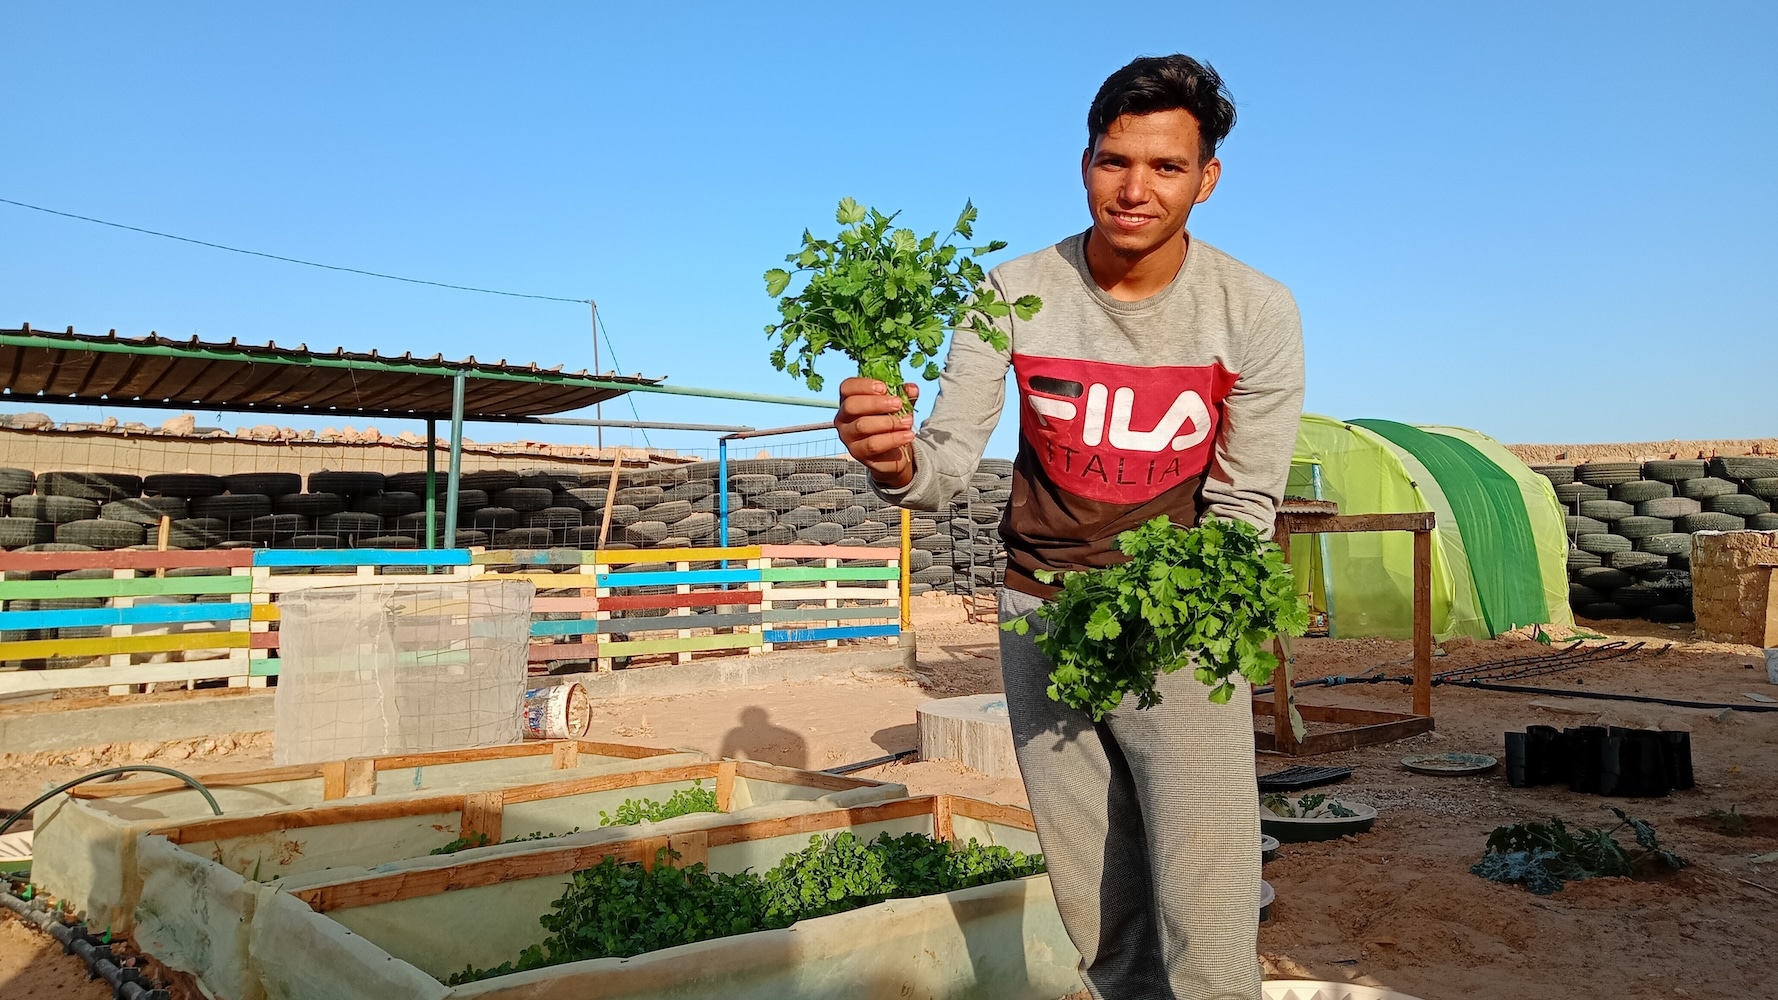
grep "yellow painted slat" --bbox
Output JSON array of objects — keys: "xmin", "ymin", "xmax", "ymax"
[
  {"xmin": 0, "ymin": 631, "xmax": 252, "ymax": 660},
  {"xmin": 251, "ymin": 604, "xmax": 281, "ymax": 621}
]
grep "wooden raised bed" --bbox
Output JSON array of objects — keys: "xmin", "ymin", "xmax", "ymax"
[
  {"xmin": 31, "ymin": 740, "xmax": 698, "ymax": 934},
  {"xmin": 213, "ymin": 794, "xmax": 1079, "ymax": 1000}
]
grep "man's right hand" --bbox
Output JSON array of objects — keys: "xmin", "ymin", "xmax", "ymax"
[{"xmin": 835, "ymin": 377, "xmax": 919, "ymax": 490}]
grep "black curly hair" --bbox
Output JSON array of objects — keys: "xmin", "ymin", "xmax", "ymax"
[{"xmin": 1087, "ymin": 55, "xmax": 1237, "ymax": 165}]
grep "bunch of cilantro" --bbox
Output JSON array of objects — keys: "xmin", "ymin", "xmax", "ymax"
[
  {"xmin": 1004, "ymin": 517, "xmax": 1309, "ymax": 720},
  {"xmin": 764, "ymin": 198, "xmax": 1041, "ymax": 404}
]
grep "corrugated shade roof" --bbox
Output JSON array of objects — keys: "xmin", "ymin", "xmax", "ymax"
[{"xmin": 0, "ymin": 325, "xmax": 662, "ymax": 421}]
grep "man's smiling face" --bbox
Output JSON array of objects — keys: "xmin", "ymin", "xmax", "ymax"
[{"xmin": 1081, "ymin": 108, "xmax": 1221, "ymax": 260}]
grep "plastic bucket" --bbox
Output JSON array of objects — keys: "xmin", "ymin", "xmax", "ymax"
[
  {"xmin": 522, "ymin": 682, "xmax": 591, "ymax": 739},
  {"xmin": 1766, "ymin": 648, "xmax": 1778, "ymax": 685}
]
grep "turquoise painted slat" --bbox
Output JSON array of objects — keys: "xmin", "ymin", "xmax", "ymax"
[
  {"xmin": 764, "ymin": 624, "xmax": 901, "ymax": 643},
  {"xmin": 528, "ymin": 619, "xmax": 601, "ymax": 637},
  {"xmin": 595, "ymin": 569, "xmax": 761, "ymax": 588},
  {"xmin": 0, "ymin": 604, "xmax": 252, "ymax": 630},
  {"xmin": 252, "ymin": 549, "xmax": 472, "ymax": 567}
]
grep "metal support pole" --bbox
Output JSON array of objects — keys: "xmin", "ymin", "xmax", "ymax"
[
  {"xmin": 718, "ymin": 437, "xmax": 730, "ymax": 550},
  {"xmin": 1311, "ymin": 462, "xmax": 1336, "ymax": 637},
  {"xmin": 590, "ymin": 300, "xmax": 603, "ymax": 452},
  {"xmin": 424, "ymin": 418, "xmax": 438, "ymax": 551},
  {"xmin": 899, "ymin": 507, "xmax": 912, "ymax": 630},
  {"xmin": 444, "ymin": 374, "xmax": 465, "ymax": 548}
]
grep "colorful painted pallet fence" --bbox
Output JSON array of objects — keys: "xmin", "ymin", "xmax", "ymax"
[{"xmin": 0, "ymin": 544, "xmax": 903, "ymax": 696}]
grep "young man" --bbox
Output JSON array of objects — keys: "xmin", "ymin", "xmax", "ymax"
[{"xmin": 836, "ymin": 55, "xmax": 1304, "ymax": 1000}]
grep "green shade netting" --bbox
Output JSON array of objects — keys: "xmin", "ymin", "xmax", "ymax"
[
  {"xmin": 1416, "ymin": 425, "xmax": 1573, "ymax": 631},
  {"xmin": 1350, "ymin": 420, "xmax": 1549, "ymax": 634},
  {"xmin": 1288, "ymin": 415, "xmax": 1570, "ymax": 640},
  {"xmin": 1288, "ymin": 415, "xmax": 1475, "ymax": 640}
]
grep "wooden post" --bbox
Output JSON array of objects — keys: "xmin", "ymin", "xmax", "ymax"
[
  {"xmin": 1271, "ymin": 519, "xmax": 1297, "ymax": 753},
  {"xmin": 596, "ymin": 455, "xmax": 624, "ymax": 549},
  {"xmin": 1412, "ymin": 528, "xmax": 1433, "ymax": 717}
]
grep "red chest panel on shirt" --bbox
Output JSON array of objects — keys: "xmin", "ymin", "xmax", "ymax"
[{"xmin": 1012, "ymin": 353, "xmax": 1238, "ymax": 504}]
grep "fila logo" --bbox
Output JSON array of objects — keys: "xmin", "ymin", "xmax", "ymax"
[{"xmin": 1028, "ymin": 383, "xmax": 1212, "ymax": 453}]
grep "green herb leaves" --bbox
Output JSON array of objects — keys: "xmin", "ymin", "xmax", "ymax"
[
  {"xmin": 445, "ymin": 832, "xmax": 1044, "ymax": 985},
  {"xmin": 597, "ymin": 781, "xmax": 719, "ymax": 827},
  {"xmin": 764, "ymin": 199, "xmax": 1041, "ymax": 400},
  {"xmin": 1004, "ymin": 516, "xmax": 1309, "ymax": 720}
]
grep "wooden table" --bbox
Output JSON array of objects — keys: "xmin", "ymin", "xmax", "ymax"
[{"xmin": 1253, "ymin": 502, "xmax": 1437, "ymax": 756}]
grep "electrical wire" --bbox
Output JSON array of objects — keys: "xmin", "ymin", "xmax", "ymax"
[
  {"xmin": 593, "ymin": 308, "xmax": 652, "ymax": 449},
  {"xmin": 1, "ymin": 197, "xmax": 591, "ymax": 304}
]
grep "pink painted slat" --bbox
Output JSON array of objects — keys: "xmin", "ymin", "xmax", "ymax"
[
  {"xmin": 0, "ymin": 550, "xmax": 254, "ymax": 572},
  {"xmin": 756, "ymin": 545, "xmax": 898, "ymax": 561}
]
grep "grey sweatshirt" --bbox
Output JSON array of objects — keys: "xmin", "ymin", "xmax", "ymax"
[{"xmin": 879, "ymin": 231, "xmax": 1305, "ymax": 597}]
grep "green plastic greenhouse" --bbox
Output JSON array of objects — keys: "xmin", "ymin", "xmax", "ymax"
[{"xmin": 1287, "ymin": 415, "xmax": 1572, "ymax": 641}]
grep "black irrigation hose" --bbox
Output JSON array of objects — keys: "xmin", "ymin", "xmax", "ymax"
[
  {"xmin": 0, "ymin": 766, "xmax": 221, "ymax": 840},
  {"xmin": 1439, "ymin": 678, "xmax": 1778, "ymax": 712},
  {"xmin": 0, "ymin": 883, "xmax": 170, "ymax": 999},
  {"xmin": 824, "ymin": 748, "xmax": 918, "ymax": 775},
  {"xmin": 1255, "ymin": 666, "xmax": 1778, "ymax": 713}
]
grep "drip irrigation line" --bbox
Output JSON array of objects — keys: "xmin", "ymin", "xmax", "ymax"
[
  {"xmin": 0, "ymin": 196, "xmax": 591, "ymax": 304},
  {"xmin": 824, "ymin": 748, "xmax": 917, "ymax": 775},
  {"xmin": 0, "ymin": 883, "xmax": 170, "ymax": 998},
  {"xmin": 0, "ymin": 766, "xmax": 220, "ymax": 839}
]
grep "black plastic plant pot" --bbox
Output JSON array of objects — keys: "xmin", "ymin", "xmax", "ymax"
[
  {"xmin": 1601, "ymin": 728, "xmax": 1671, "ymax": 798},
  {"xmin": 1661, "ymin": 731, "xmax": 1695, "ymax": 790},
  {"xmin": 1526, "ymin": 725, "xmax": 1567, "ymax": 786},
  {"xmin": 1505, "ymin": 731, "xmax": 1529, "ymax": 787},
  {"xmin": 1566, "ymin": 726, "xmax": 1605, "ymax": 794}
]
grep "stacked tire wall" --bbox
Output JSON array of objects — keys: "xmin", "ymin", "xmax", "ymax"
[
  {"xmin": 1529, "ymin": 457, "xmax": 1778, "ymax": 623},
  {"xmin": 0, "ymin": 459, "xmax": 1014, "ymax": 597}
]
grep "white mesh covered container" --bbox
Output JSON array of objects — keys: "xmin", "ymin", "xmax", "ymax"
[{"xmin": 273, "ymin": 579, "xmax": 535, "ymax": 765}]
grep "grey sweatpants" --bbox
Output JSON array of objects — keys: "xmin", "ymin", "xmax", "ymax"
[{"xmin": 999, "ymin": 587, "xmax": 1263, "ymax": 1000}]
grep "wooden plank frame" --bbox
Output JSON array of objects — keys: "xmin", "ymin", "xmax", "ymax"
[
  {"xmin": 285, "ymin": 794, "xmax": 1031, "ymax": 913},
  {"xmin": 64, "ymin": 740, "xmax": 679, "ymax": 801},
  {"xmin": 1259, "ymin": 509, "xmax": 1438, "ymax": 756}
]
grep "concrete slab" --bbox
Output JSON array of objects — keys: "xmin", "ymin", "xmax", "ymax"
[{"xmin": 0, "ymin": 692, "xmax": 274, "ymax": 755}]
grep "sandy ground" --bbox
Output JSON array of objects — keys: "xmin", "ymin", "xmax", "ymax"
[{"xmin": 4, "ymin": 595, "xmax": 1777, "ymax": 999}]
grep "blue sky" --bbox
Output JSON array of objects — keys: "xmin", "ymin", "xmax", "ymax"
[{"xmin": 3, "ymin": 2, "xmax": 1773, "ymax": 460}]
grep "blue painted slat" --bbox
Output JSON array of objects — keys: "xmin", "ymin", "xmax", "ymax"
[
  {"xmin": 764, "ymin": 624, "xmax": 902, "ymax": 644},
  {"xmin": 0, "ymin": 603, "xmax": 253, "ymax": 630},
  {"xmin": 596, "ymin": 569, "xmax": 761, "ymax": 589},
  {"xmin": 252, "ymin": 549, "xmax": 473, "ymax": 567}
]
